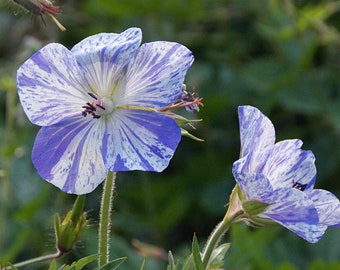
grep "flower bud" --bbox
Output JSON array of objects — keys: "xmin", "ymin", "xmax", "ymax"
[{"xmin": 54, "ymin": 195, "xmax": 88, "ymax": 253}]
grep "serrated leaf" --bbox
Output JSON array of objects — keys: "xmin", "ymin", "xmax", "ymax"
[
  {"xmin": 99, "ymin": 257, "xmax": 127, "ymax": 270},
  {"xmin": 192, "ymin": 234, "xmax": 203, "ymax": 270}
]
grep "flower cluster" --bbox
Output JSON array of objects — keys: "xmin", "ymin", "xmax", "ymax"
[
  {"xmin": 17, "ymin": 28, "xmax": 196, "ymax": 194},
  {"xmin": 232, "ymin": 105, "xmax": 340, "ymax": 243}
]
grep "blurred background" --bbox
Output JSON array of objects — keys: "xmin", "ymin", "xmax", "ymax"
[{"xmin": 0, "ymin": 0, "xmax": 339, "ymax": 269}]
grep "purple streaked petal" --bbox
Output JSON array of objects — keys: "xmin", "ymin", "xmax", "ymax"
[
  {"xmin": 103, "ymin": 109, "xmax": 181, "ymax": 172},
  {"xmin": 17, "ymin": 43, "xmax": 89, "ymax": 126},
  {"xmin": 237, "ymin": 106, "xmax": 276, "ymax": 172},
  {"xmin": 260, "ymin": 188, "xmax": 319, "ymax": 223},
  {"xmin": 71, "ymin": 28, "xmax": 142, "ymax": 97},
  {"xmin": 259, "ymin": 139, "xmax": 316, "ymax": 190},
  {"xmin": 232, "ymin": 168, "xmax": 274, "ymax": 200},
  {"xmin": 310, "ymin": 189, "xmax": 340, "ymax": 226},
  {"xmin": 32, "ymin": 117, "xmax": 107, "ymax": 194},
  {"xmin": 275, "ymin": 221, "xmax": 327, "ymax": 243},
  {"xmin": 115, "ymin": 41, "xmax": 194, "ymax": 108}
]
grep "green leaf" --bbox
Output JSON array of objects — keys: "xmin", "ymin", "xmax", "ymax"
[
  {"xmin": 192, "ymin": 234, "xmax": 203, "ymax": 270},
  {"xmin": 99, "ymin": 257, "xmax": 127, "ymax": 270},
  {"xmin": 139, "ymin": 259, "xmax": 146, "ymax": 270},
  {"xmin": 74, "ymin": 254, "xmax": 100, "ymax": 270},
  {"xmin": 167, "ymin": 251, "xmax": 177, "ymax": 270},
  {"xmin": 181, "ymin": 254, "xmax": 194, "ymax": 270},
  {"xmin": 208, "ymin": 243, "xmax": 231, "ymax": 269},
  {"xmin": 48, "ymin": 259, "xmax": 57, "ymax": 270}
]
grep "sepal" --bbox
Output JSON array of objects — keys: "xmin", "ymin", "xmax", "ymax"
[{"xmin": 54, "ymin": 195, "xmax": 88, "ymax": 253}]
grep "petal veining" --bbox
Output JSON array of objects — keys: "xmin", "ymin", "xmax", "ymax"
[
  {"xmin": 237, "ymin": 106, "xmax": 276, "ymax": 172},
  {"xmin": 260, "ymin": 188, "xmax": 319, "ymax": 224},
  {"xmin": 232, "ymin": 168, "xmax": 274, "ymax": 200},
  {"xmin": 17, "ymin": 43, "xmax": 89, "ymax": 126},
  {"xmin": 102, "ymin": 109, "xmax": 181, "ymax": 172},
  {"xmin": 275, "ymin": 221, "xmax": 327, "ymax": 243},
  {"xmin": 115, "ymin": 41, "xmax": 194, "ymax": 108},
  {"xmin": 310, "ymin": 189, "xmax": 340, "ymax": 226},
  {"xmin": 32, "ymin": 116, "xmax": 107, "ymax": 194},
  {"xmin": 259, "ymin": 140, "xmax": 316, "ymax": 190},
  {"xmin": 71, "ymin": 28, "xmax": 142, "ymax": 96}
]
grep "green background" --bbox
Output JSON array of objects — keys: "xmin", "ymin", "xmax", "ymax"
[{"xmin": 0, "ymin": 0, "xmax": 339, "ymax": 269}]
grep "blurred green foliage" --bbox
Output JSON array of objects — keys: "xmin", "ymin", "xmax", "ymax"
[{"xmin": 0, "ymin": 0, "xmax": 339, "ymax": 269}]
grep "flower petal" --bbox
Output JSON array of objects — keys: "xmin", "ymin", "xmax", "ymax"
[
  {"xmin": 259, "ymin": 139, "xmax": 316, "ymax": 190},
  {"xmin": 237, "ymin": 106, "xmax": 276, "ymax": 172},
  {"xmin": 232, "ymin": 168, "xmax": 274, "ymax": 200},
  {"xmin": 103, "ymin": 109, "xmax": 181, "ymax": 172},
  {"xmin": 71, "ymin": 28, "xmax": 142, "ymax": 96},
  {"xmin": 17, "ymin": 43, "xmax": 89, "ymax": 126},
  {"xmin": 275, "ymin": 221, "xmax": 327, "ymax": 243},
  {"xmin": 114, "ymin": 41, "xmax": 194, "ymax": 108},
  {"xmin": 260, "ymin": 188, "xmax": 319, "ymax": 223},
  {"xmin": 32, "ymin": 117, "xmax": 107, "ymax": 194},
  {"xmin": 310, "ymin": 189, "xmax": 340, "ymax": 226}
]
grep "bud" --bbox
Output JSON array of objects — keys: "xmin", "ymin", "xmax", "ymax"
[
  {"xmin": 54, "ymin": 195, "xmax": 88, "ymax": 253},
  {"xmin": 13, "ymin": 0, "xmax": 66, "ymax": 31}
]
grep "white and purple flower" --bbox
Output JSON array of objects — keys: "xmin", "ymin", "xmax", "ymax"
[
  {"xmin": 232, "ymin": 105, "xmax": 340, "ymax": 243},
  {"xmin": 17, "ymin": 27, "xmax": 194, "ymax": 194}
]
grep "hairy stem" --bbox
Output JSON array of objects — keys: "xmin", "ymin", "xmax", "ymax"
[
  {"xmin": 3, "ymin": 251, "xmax": 63, "ymax": 269},
  {"xmin": 98, "ymin": 171, "xmax": 116, "ymax": 268}
]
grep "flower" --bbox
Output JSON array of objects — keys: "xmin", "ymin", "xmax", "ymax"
[
  {"xmin": 232, "ymin": 105, "xmax": 340, "ymax": 243},
  {"xmin": 13, "ymin": 0, "xmax": 66, "ymax": 31},
  {"xmin": 17, "ymin": 28, "xmax": 194, "ymax": 194}
]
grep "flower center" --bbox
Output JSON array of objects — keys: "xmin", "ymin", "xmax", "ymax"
[{"xmin": 81, "ymin": 93, "xmax": 114, "ymax": 119}]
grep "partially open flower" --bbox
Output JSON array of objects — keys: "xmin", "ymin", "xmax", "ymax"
[{"xmin": 231, "ymin": 105, "xmax": 340, "ymax": 243}]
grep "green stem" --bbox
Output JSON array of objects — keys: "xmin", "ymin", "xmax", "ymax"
[
  {"xmin": 201, "ymin": 211, "xmax": 244, "ymax": 270},
  {"xmin": 4, "ymin": 251, "xmax": 63, "ymax": 269},
  {"xmin": 98, "ymin": 171, "xmax": 116, "ymax": 268}
]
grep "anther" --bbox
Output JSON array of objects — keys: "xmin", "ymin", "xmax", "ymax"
[
  {"xmin": 88, "ymin": 92, "xmax": 98, "ymax": 100},
  {"xmin": 293, "ymin": 182, "xmax": 307, "ymax": 191}
]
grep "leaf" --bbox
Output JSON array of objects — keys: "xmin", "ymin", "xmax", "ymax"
[
  {"xmin": 208, "ymin": 243, "xmax": 231, "ymax": 269},
  {"xmin": 139, "ymin": 259, "xmax": 146, "ymax": 270},
  {"xmin": 192, "ymin": 234, "xmax": 203, "ymax": 270},
  {"xmin": 74, "ymin": 254, "xmax": 100, "ymax": 270},
  {"xmin": 48, "ymin": 259, "xmax": 57, "ymax": 270},
  {"xmin": 99, "ymin": 257, "xmax": 127, "ymax": 270},
  {"xmin": 167, "ymin": 251, "xmax": 177, "ymax": 270},
  {"xmin": 181, "ymin": 254, "xmax": 194, "ymax": 270}
]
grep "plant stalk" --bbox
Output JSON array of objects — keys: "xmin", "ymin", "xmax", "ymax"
[{"xmin": 98, "ymin": 171, "xmax": 116, "ymax": 268}]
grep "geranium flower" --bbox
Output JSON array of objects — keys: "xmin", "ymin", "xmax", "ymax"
[
  {"xmin": 17, "ymin": 28, "xmax": 194, "ymax": 194},
  {"xmin": 232, "ymin": 105, "xmax": 340, "ymax": 243}
]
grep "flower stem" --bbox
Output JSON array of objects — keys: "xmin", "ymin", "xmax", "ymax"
[
  {"xmin": 98, "ymin": 171, "xmax": 116, "ymax": 268},
  {"xmin": 201, "ymin": 209, "xmax": 244, "ymax": 269},
  {"xmin": 4, "ymin": 251, "xmax": 63, "ymax": 269}
]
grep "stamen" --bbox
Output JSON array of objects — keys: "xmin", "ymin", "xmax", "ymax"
[
  {"xmin": 88, "ymin": 92, "xmax": 98, "ymax": 100},
  {"xmin": 292, "ymin": 182, "xmax": 307, "ymax": 191},
  {"xmin": 81, "ymin": 93, "xmax": 106, "ymax": 119}
]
